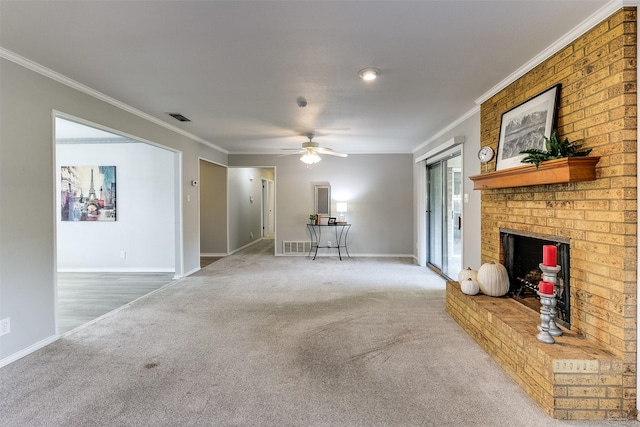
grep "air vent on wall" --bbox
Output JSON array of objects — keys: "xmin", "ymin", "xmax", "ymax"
[
  {"xmin": 283, "ymin": 241, "xmax": 311, "ymax": 255},
  {"xmin": 167, "ymin": 112, "xmax": 191, "ymax": 122}
]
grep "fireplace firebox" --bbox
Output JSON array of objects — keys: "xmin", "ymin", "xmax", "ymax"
[{"xmin": 500, "ymin": 229, "xmax": 570, "ymax": 328}]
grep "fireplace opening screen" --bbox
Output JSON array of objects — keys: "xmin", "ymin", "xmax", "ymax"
[{"xmin": 501, "ymin": 230, "xmax": 570, "ymax": 329}]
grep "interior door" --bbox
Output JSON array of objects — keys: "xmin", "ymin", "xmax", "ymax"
[
  {"xmin": 262, "ymin": 179, "xmax": 275, "ymax": 237},
  {"xmin": 426, "ymin": 153, "xmax": 462, "ymax": 279}
]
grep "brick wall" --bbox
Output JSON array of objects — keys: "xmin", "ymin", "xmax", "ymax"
[{"xmin": 478, "ymin": 8, "xmax": 637, "ymax": 417}]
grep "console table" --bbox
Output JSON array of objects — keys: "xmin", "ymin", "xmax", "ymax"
[{"xmin": 306, "ymin": 223, "xmax": 351, "ymax": 260}]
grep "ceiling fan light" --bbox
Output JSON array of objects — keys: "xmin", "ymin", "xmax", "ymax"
[
  {"xmin": 358, "ymin": 68, "xmax": 380, "ymax": 81},
  {"xmin": 300, "ymin": 152, "xmax": 321, "ymax": 164}
]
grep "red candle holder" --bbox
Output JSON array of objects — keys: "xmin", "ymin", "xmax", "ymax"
[{"xmin": 539, "ymin": 281, "xmax": 554, "ymax": 295}]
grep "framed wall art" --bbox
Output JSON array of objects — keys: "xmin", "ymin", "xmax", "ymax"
[
  {"xmin": 61, "ymin": 165, "xmax": 116, "ymax": 221},
  {"xmin": 496, "ymin": 84, "xmax": 560, "ymax": 171}
]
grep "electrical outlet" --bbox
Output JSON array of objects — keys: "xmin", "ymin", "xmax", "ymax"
[
  {"xmin": 120, "ymin": 251, "xmax": 126, "ymax": 259},
  {"xmin": 0, "ymin": 318, "xmax": 10, "ymax": 336},
  {"xmin": 327, "ymin": 241, "xmax": 332, "ymax": 247}
]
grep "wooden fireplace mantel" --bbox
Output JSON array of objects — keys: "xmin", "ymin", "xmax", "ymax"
[{"xmin": 469, "ymin": 157, "xmax": 600, "ymax": 190}]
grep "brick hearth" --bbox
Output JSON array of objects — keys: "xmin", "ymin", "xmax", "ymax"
[{"xmin": 447, "ymin": 282, "xmax": 624, "ymax": 420}]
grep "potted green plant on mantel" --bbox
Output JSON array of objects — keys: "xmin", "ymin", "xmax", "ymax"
[{"xmin": 519, "ymin": 130, "xmax": 592, "ymax": 168}]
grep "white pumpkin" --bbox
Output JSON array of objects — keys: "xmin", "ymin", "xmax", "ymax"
[
  {"xmin": 460, "ymin": 277, "xmax": 480, "ymax": 295},
  {"xmin": 458, "ymin": 267, "xmax": 478, "ymax": 284},
  {"xmin": 477, "ymin": 262, "xmax": 509, "ymax": 297}
]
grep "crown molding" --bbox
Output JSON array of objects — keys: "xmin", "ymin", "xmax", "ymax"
[
  {"xmin": 0, "ymin": 47, "xmax": 229, "ymax": 154},
  {"xmin": 412, "ymin": 105, "xmax": 479, "ymax": 154},
  {"xmin": 475, "ymin": 0, "xmax": 631, "ymax": 105}
]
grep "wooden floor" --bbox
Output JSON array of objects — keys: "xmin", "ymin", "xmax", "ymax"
[
  {"xmin": 57, "ymin": 272, "xmax": 176, "ymax": 334},
  {"xmin": 57, "ymin": 256, "xmax": 225, "ymax": 334}
]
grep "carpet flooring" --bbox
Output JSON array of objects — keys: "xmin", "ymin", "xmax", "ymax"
[{"xmin": 0, "ymin": 239, "xmax": 637, "ymax": 426}]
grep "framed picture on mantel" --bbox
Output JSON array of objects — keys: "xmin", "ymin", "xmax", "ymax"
[{"xmin": 496, "ymin": 84, "xmax": 560, "ymax": 171}]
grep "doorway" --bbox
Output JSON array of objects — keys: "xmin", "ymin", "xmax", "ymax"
[
  {"xmin": 199, "ymin": 159, "xmax": 228, "ymax": 262},
  {"xmin": 54, "ymin": 115, "xmax": 180, "ymax": 334},
  {"xmin": 262, "ymin": 178, "xmax": 275, "ymax": 237},
  {"xmin": 426, "ymin": 153, "xmax": 462, "ymax": 279}
]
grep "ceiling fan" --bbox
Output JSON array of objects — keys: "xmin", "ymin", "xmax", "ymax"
[{"xmin": 283, "ymin": 134, "xmax": 348, "ymax": 164}]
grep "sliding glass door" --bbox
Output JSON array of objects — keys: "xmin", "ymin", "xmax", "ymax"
[{"xmin": 426, "ymin": 154, "xmax": 462, "ymax": 279}]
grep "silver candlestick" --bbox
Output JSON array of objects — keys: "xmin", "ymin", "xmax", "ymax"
[
  {"xmin": 536, "ymin": 290, "xmax": 555, "ymax": 344},
  {"xmin": 539, "ymin": 263, "xmax": 563, "ymax": 337}
]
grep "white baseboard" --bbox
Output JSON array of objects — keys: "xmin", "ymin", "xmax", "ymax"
[
  {"xmin": 276, "ymin": 252, "xmax": 414, "ymax": 258},
  {"xmin": 229, "ymin": 239, "xmax": 262, "ymax": 255},
  {"xmin": 200, "ymin": 253, "xmax": 227, "ymax": 257},
  {"xmin": 0, "ymin": 334, "xmax": 59, "ymax": 368},
  {"xmin": 57, "ymin": 267, "xmax": 175, "ymax": 273}
]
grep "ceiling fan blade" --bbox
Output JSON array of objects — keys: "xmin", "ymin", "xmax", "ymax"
[{"xmin": 317, "ymin": 147, "xmax": 348, "ymax": 157}]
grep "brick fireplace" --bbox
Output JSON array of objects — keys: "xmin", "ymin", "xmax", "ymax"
[
  {"xmin": 501, "ymin": 229, "xmax": 571, "ymax": 327},
  {"xmin": 446, "ymin": 7, "xmax": 637, "ymax": 420}
]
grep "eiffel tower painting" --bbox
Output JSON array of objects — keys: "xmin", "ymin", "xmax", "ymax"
[{"xmin": 60, "ymin": 165, "xmax": 116, "ymax": 221}]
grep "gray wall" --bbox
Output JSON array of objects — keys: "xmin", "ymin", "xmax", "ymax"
[
  {"xmin": 227, "ymin": 167, "xmax": 271, "ymax": 252},
  {"xmin": 413, "ymin": 111, "xmax": 482, "ymax": 270},
  {"xmin": 229, "ymin": 154, "xmax": 414, "ymax": 256},
  {"xmin": 0, "ymin": 58, "xmax": 227, "ymax": 361},
  {"xmin": 199, "ymin": 160, "xmax": 227, "ymax": 255}
]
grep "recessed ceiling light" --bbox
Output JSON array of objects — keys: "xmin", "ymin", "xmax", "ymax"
[{"xmin": 358, "ymin": 68, "xmax": 380, "ymax": 81}]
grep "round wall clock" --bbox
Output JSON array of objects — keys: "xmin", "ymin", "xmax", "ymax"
[
  {"xmin": 478, "ymin": 146, "xmax": 494, "ymax": 163},
  {"xmin": 478, "ymin": 146, "xmax": 495, "ymax": 172}
]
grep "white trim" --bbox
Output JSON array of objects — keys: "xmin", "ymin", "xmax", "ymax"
[
  {"xmin": 51, "ymin": 113, "xmax": 59, "ymax": 336},
  {"xmin": 416, "ymin": 162, "xmax": 427, "ymax": 267},
  {"xmin": 348, "ymin": 254, "xmax": 415, "ymax": 258},
  {"xmin": 0, "ymin": 335, "xmax": 59, "ymax": 368},
  {"xmin": 200, "ymin": 253, "xmax": 227, "ymax": 257},
  {"xmin": 307, "ymin": 253, "xmax": 415, "ymax": 258},
  {"xmin": 1, "ymin": 48, "xmax": 228, "ymax": 154},
  {"xmin": 273, "ymin": 253, "xmax": 415, "ymax": 259},
  {"xmin": 174, "ymin": 151, "xmax": 185, "ymax": 279},
  {"xmin": 475, "ymin": 0, "xmax": 628, "ymax": 105},
  {"xmin": 57, "ymin": 268, "xmax": 175, "ymax": 273},
  {"xmin": 415, "ymin": 136, "xmax": 465, "ymax": 164},
  {"xmin": 413, "ymin": 107, "xmax": 479, "ymax": 154}
]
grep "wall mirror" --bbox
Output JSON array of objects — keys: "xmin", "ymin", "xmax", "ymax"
[{"xmin": 315, "ymin": 185, "xmax": 331, "ymax": 216}]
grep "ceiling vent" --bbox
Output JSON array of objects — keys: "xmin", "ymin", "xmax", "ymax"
[{"xmin": 167, "ymin": 112, "xmax": 191, "ymax": 122}]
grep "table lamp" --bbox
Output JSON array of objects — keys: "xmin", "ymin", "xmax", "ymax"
[{"xmin": 336, "ymin": 202, "xmax": 347, "ymax": 223}]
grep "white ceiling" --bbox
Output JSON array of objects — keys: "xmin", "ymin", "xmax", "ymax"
[{"xmin": 0, "ymin": 0, "xmax": 612, "ymax": 154}]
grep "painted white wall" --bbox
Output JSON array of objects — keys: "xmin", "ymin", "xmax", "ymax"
[
  {"xmin": 413, "ymin": 111, "xmax": 482, "ymax": 271},
  {"xmin": 229, "ymin": 154, "xmax": 414, "ymax": 256},
  {"xmin": 56, "ymin": 142, "xmax": 175, "ymax": 271},
  {"xmin": 0, "ymin": 58, "xmax": 227, "ymax": 362}
]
